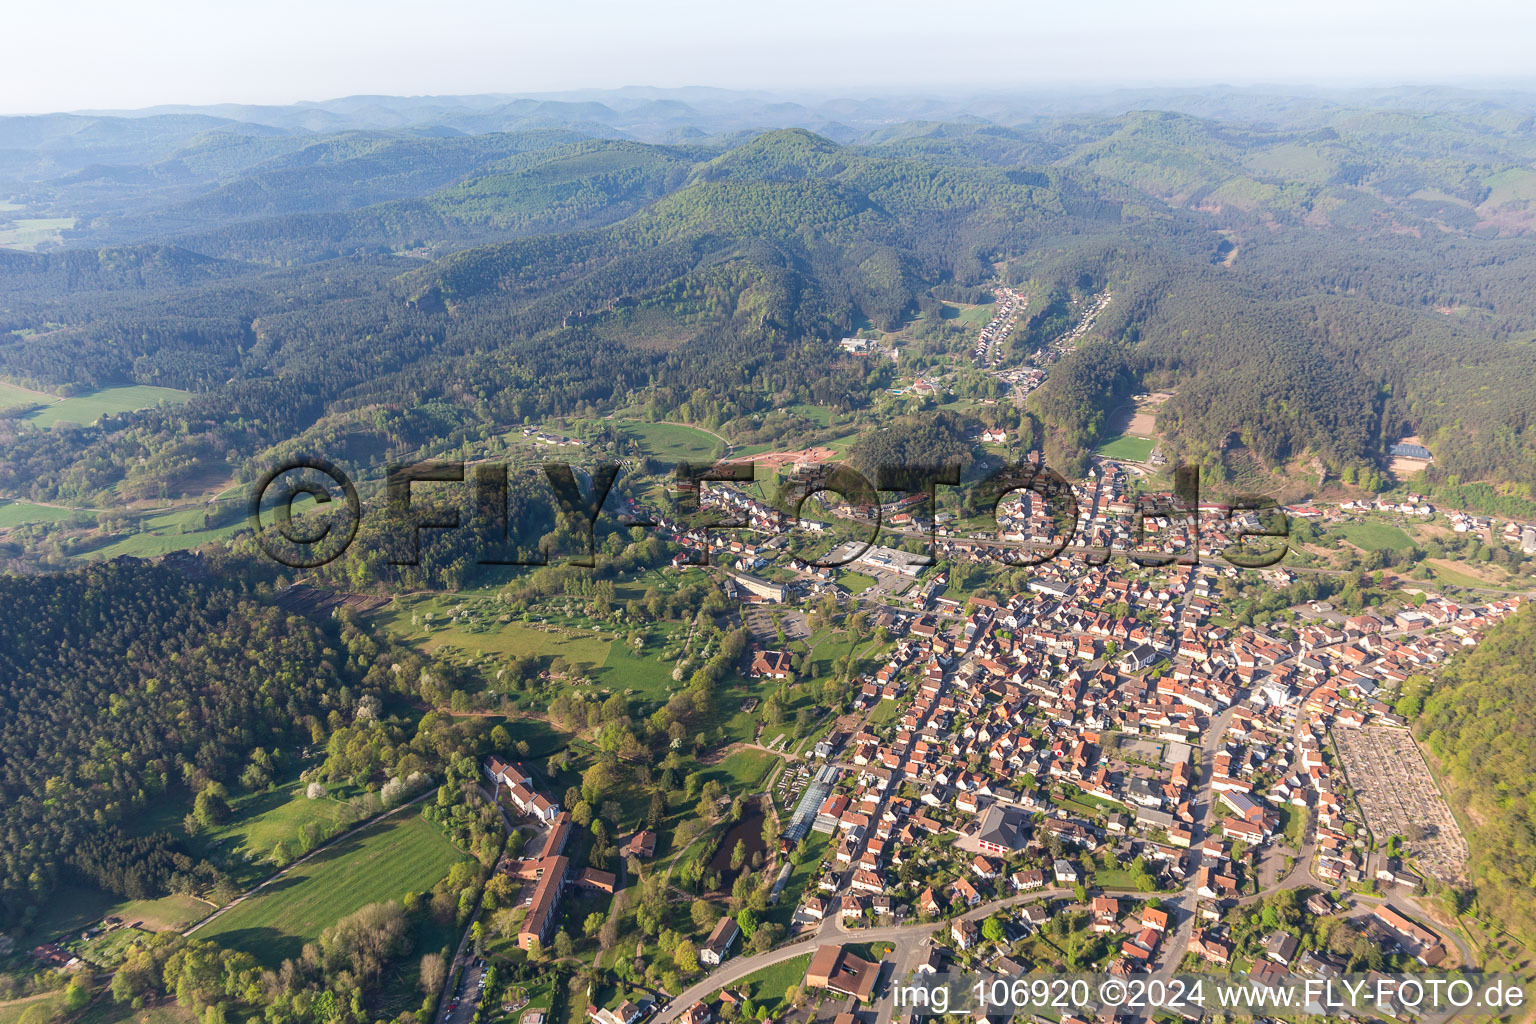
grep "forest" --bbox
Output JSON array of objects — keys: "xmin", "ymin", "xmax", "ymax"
[
  {"xmin": 1415, "ymin": 604, "xmax": 1536, "ymax": 949},
  {"xmin": 4, "ymin": 105, "xmax": 1536, "ymax": 515}
]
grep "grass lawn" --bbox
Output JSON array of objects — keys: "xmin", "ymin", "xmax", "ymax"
[
  {"xmin": 198, "ymin": 812, "xmax": 467, "ymax": 965},
  {"xmin": 1092, "ymin": 866, "xmax": 1159, "ymax": 891},
  {"xmin": 766, "ymin": 832, "xmax": 831, "ymax": 930},
  {"xmin": 616, "ymin": 421, "xmax": 725, "ymax": 463},
  {"xmin": 26, "ymin": 886, "xmax": 211, "ymax": 941},
  {"xmin": 867, "ymin": 699, "xmax": 904, "ymax": 726},
  {"xmin": 784, "ymin": 403, "xmax": 835, "ymax": 427},
  {"xmin": 838, "ymin": 570, "xmax": 877, "ymax": 594},
  {"xmin": 23, "ymin": 385, "xmax": 190, "ymax": 428},
  {"xmin": 0, "ymin": 379, "xmax": 56, "ymax": 410},
  {"xmin": 1336, "ymin": 521, "xmax": 1417, "ymax": 552},
  {"xmin": 0, "ymin": 499, "xmax": 83, "ymax": 528},
  {"xmin": 1095, "ymin": 434, "xmax": 1156, "ymax": 462},
  {"xmin": 206, "ymin": 780, "xmax": 362, "ymax": 868},
  {"xmin": 705, "ymin": 748, "xmax": 779, "ymax": 791},
  {"xmin": 712, "ymin": 953, "xmax": 810, "ymax": 1015},
  {"xmin": 70, "ymin": 1001, "xmax": 198, "ymax": 1024}
]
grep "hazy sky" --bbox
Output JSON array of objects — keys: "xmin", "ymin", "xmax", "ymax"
[{"xmin": 5, "ymin": 0, "xmax": 1536, "ymax": 115}]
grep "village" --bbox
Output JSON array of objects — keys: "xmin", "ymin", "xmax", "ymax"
[{"xmin": 506, "ymin": 453, "xmax": 1522, "ymax": 1024}]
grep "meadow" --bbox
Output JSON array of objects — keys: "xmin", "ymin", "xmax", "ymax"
[
  {"xmin": 0, "ymin": 499, "xmax": 83, "ymax": 528},
  {"xmin": 196, "ymin": 812, "xmax": 465, "ymax": 964},
  {"xmin": 25, "ymin": 384, "xmax": 190, "ymax": 428},
  {"xmin": 204, "ymin": 780, "xmax": 363, "ymax": 868},
  {"xmin": 0, "ymin": 216, "xmax": 75, "ymax": 249},
  {"xmin": 85, "ymin": 505, "xmax": 246, "ymax": 559},
  {"xmin": 0, "ymin": 379, "xmax": 55, "ymax": 411},
  {"xmin": 27, "ymin": 885, "xmax": 212, "ymax": 940}
]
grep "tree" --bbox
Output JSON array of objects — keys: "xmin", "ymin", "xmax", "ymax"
[
  {"xmin": 674, "ymin": 938, "xmax": 699, "ymax": 974},
  {"xmin": 691, "ymin": 899, "xmax": 715, "ymax": 931},
  {"xmin": 553, "ymin": 930, "xmax": 574, "ymax": 959},
  {"xmin": 981, "ymin": 916, "xmax": 1006, "ymax": 944},
  {"xmin": 63, "ymin": 979, "xmax": 91, "ymax": 1013},
  {"xmin": 419, "ymin": 952, "xmax": 447, "ymax": 995}
]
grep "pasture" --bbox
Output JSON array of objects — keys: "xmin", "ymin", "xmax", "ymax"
[
  {"xmin": 25, "ymin": 385, "xmax": 190, "ymax": 428},
  {"xmin": 0, "ymin": 500, "xmax": 83, "ymax": 529},
  {"xmin": 197, "ymin": 812, "xmax": 465, "ymax": 965},
  {"xmin": 86, "ymin": 505, "xmax": 246, "ymax": 559},
  {"xmin": 0, "ymin": 216, "xmax": 74, "ymax": 249}
]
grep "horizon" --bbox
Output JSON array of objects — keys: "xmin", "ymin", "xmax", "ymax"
[{"xmin": 6, "ymin": 0, "xmax": 1536, "ymax": 117}]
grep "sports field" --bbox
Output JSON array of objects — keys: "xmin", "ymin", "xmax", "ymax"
[
  {"xmin": 1336, "ymin": 521, "xmax": 1417, "ymax": 552},
  {"xmin": 1095, "ymin": 434, "xmax": 1156, "ymax": 462},
  {"xmin": 197, "ymin": 812, "xmax": 465, "ymax": 964},
  {"xmin": 616, "ymin": 420, "xmax": 725, "ymax": 462}
]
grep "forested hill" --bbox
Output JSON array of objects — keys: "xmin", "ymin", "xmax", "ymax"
[
  {"xmin": 0, "ymin": 559, "xmax": 348, "ymax": 924},
  {"xmin": 1416, "ymin": 604, "xmax": 1536, "ymax": 947},
  {"xmin": 4, "ymin": 100, "xmax": 1536, "ymax": 507}
]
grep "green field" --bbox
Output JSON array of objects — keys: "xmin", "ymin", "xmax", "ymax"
[
  {"xmin": 941, "ymin": 301, "xmax": 996, "ymax": 325},
  {"xmin": 1095, "ymin": 434, "xmax": 1156, "ymax": 462},
  {"xmin": 0, "ymin": 379, "xmax": 55, "ymax": 411},
  {"xmin": 27, "ymin": 885, "xmax": 211, "ymax": 940},
  {"xmin": 24, "ymin": 385, "xmax": 191, "ymax": 428},
  {"xmin": 0, "ymin": 216, "xmax": 74, "ymax": 249},
  {"xmin": 711, "ymin": 952, "xmax": 810, "ymax": 1015},
  {"xmin": 86, "ymin": 504, "xmax": 246, "ymax": 559},
  {"xmin": 785, "ymin": 403, "xmax": 835, "ymax": 427},
  {"xmin": 703, "ymin": 748, "xmax": 779, "ymax": 791},
  {"xmin": 617, "ymin": 420, "xmax": 725, "ymax": 462},
  {"xmin": 197, "ymin": 812, "xmax": 466, "ymax": 964},
  {"xmin": 205, "ymin": 780, "xmax": 362, "ymax": 867},
  {"xmin": 1336, "ymin": 521, "xmax": 1417, "ymax": 552},
  {"xmin": 0, "ymin": 499, "xmax": 83, "ymax": 528},
  {"xmin": 838, "ymin": 570, "xmax": 877, "ymax": 594}
]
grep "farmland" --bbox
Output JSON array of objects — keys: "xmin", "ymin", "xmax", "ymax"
[
  {"xmin": 0, "ymin": 500, "xmax": 83, "ymax": 529},
  {"xmin": 24, "ymin": 385, "xmax": 190, "ymax": 428},
  {"xmin": 196, "ymin": 812, "xmax": 466, "ymax": 964},
  {"xmin": 85, "ymin": 505, "xmax": 246, "ymax": 559}
]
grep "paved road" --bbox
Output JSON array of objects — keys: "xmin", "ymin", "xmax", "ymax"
[{"xmin": 653, "ymin": 887, "xmax": 1113, "ymax": 1023}]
